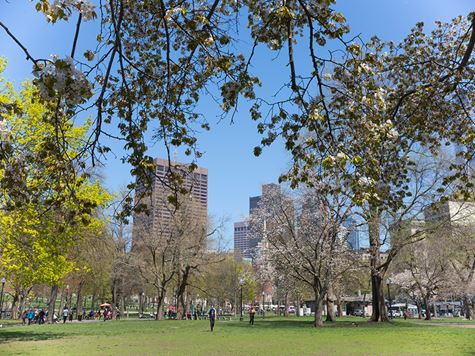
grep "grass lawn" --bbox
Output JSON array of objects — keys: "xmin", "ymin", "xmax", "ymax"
[{"xmin": 0, "ymin": 316, "xmax": 474, "ymax": 355}]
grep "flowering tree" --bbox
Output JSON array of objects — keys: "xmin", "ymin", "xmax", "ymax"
[
  {"xmin": 391, "ymin": 232, "xmax": 452, "ymax": 320},
  {"xmin": 254, "ymin": 15, "xmax": 475, "ymax": 321},
  {"xmin": 250, "ymin": 182, "xmax": 353, "ymax": 327},
  {"xmin": 445, "ymin": 213, "xmax": 475, "ymax": 319}
]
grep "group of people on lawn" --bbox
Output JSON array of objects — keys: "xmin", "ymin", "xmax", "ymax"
[{"xmin": 207, "ymin": 305, "xmax": 256, "ymax": 332}]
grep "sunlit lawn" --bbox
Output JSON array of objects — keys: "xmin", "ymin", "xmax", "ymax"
[{"xmin": 0, "ymin": 316, "xmax": 474, "ymax": 355}]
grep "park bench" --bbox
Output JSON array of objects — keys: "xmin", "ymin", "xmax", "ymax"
[{"xmin": 217, "ymin": 314, "xmax": 233, "ymax": 320}]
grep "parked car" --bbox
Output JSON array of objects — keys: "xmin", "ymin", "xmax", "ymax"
[
  {"xmin": 390, "ymin": 310, "xmax": 401, "ymax": 317},
  {"xmin": 353, "ymin": 309, "xmax": 364, "ymax": 316},
  {"xmin": 288, "ymin": 306, "xmax": 296, "ymax": 314}
]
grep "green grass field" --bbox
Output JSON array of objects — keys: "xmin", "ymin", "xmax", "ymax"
[{"xmin": 0, "ymin": 316, "xmax": 474, "ymax": 355}]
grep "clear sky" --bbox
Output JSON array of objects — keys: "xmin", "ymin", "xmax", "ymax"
[{"xmin": 0, "ymin": 1, "xmax": 473, "ymax": 248}]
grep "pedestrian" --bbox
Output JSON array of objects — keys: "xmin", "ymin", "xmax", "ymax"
[
  {"xmin": 403, "ymin": 310, "xmax": 408, "ymax": 320},
  {"xmin": 27, "ymin": 309, "xmax": 34, "ymax": 325},
  {"xmin": 208, "ymin": 305, "xmax": 217, "ymax": 332},
  {"xmin": 38, "ymin": 309, "xmax": 45, "ymax": 325},
  {"xmin": 249, "ymin": 307, "xmax": 256, "ymax": 325},
  {"xmin": 62, "ymin": 307, "xmax": 69, "ymax": 323}
]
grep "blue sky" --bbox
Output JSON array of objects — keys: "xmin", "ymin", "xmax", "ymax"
[{"xmin": 0, "ymin": 1, "xmax": 473, "ymax": 248}]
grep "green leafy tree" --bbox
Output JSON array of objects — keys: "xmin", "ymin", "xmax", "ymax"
[{"xmin": 0, "ymin": 60, "xmax": 111, "ymax": 321}]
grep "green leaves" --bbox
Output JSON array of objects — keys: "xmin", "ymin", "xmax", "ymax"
[{"xmin": 0, "ymin": 65, "xmax": 110, "ymax": 287}]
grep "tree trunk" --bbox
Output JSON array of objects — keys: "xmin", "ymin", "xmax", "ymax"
[
  {"xmin": 90, "ymin": 293, "xmax": 96, "ymax": 311},
  {"xmin": 325, "ymin": 297, "xmax": 335, "ymax": 322},
  {"xmin": 185, "ymin": 294, "xmax": 191, "ymax": 319},
  {"xmin": 463, "ymin": 295, "xmax": 472, "ymax": 320},
  {"xmin": 11, "ymin": 288, "xmax": 20, "ymax": 319},
  {"xmin": 335, "ymin": 293, "xmax": 341, "ymax": 317},
  {"xmin": 120, "ymin": 295, "xmax": 126, "ymax": 318},
  {"xmin": 179, "ymin": 291, "xmax": 186, "ymax": 320},
  {"xmin": 368, "ymin": 208, "xmax": 388, "ymax": 322},
  {"xmin": 155, "ymin": 288, "xmax": 166, "ymax": 320},
  {"xmin": 67, "ymin": 289, "xmax": 72, "ymax": 310},
  {"xmin": 424, "ymin": 295, "xmax": 432, "ymax": 320},
  {"xmin": 313, "ymin": 298, "xmax": 323, "ymax": 328},
  {"xmin": 416, "ymin": 299, "xmax": 422, "ymax": 319},
  {"xmin": 58, "ymin": 288, "xmax": 66, "ymax": 317},
  {"xmin": 111, "ymin": 283, "xmax": 118, "ymax": 320},
  {"xmin": 325, "ymin": 287, "xmax": 336, "ymax": 322},
  {"xmin": 175, "ymin": 266, "xmax": 191, "ymax": 320},
  {"xmin": 362, "ymin": 292, "xmax": 367, "ymax": 318},
  {"xmin": 18, "ymin": 289, "xmax": 28, "ymax": 317},
  {"xmin": 76, "ymin": 283, "xmax": 83, "ymax": 320},
  {"xmin": 47, "ymin": 285, "xmax": 59, "ymax": 323},
  {"xmin": 313, "ymin": 292, "xmax": 324, "ymax": 327},
  {"xmin": 284, "ymin": 292, "xmax": 289, "ymax": 317}
]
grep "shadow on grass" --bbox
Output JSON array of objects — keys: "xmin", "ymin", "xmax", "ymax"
[
  {"xmin": 237, "ymin": 319, "xmax": 315, "ymax": 329},
  {"xmin": 224, "ymin": 317, "xmax": 426, "ymax": 330},
  {"xmin": 0, "ymin": 329, "xmax": 67, "ymax": 344}
]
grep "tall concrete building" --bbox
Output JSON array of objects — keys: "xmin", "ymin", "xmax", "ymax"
[
  {"xmin": 249, "ymin": 196, "xmax": 261, "ymax": 214},
  {"xmin": 343, "ymin": 218, "xmax": 360, "ymax": 250},
  {"xmin": 234, "ymin": 220, "xmax": 251, "ymax": 259},
  {"xmin": 424, "ymin": 200, "xmax": 475, "ymax": 234},
  {"xmin": 132, "ymin": 158, "xmax": 208, "ymax": 247},
  {"xmin": 234, "ymin": 183, "xmax": 287, "ymax": 261}
]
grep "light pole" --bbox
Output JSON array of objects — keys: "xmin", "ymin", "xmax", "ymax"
[
  {"xmin": 0, "ymin": 277, "xmax": 6, "ymax": 320},
  {"xmin": 239, "ymin": 278, "xmax": 244, "ymax": 321},
  {"xmin": 262, "ymin": 292, "xmax": 265, "ymax": 318},
  {"xmin": 386, "ymin": 279, "xmax": 392, "ymax": 319}
]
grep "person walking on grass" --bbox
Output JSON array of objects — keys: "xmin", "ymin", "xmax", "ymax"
[
  {"xmin": 27, "ymin": 309, "xmax": 35, "ymax": 325},
  {"xmin": 249, "ymin": 307, "xmax": 256, "ymax": 326},
  {"xmin": 62, "ymin": 307, "xmax": 69, "ymax": 324},
  {"xmin": 208, "ymin": 305, "xmax": 217, "ymax": 332}
]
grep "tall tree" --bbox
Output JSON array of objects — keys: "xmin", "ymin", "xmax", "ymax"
[
  {"xmin": 254, "ymin": 16, "xmax": 475, "ymax": 321},
  {"xmin": 0, "ymin": 61, "xmax": 111, "ymax": 322},
  {"xmin": 251, "ymin": 183, "xmax": 352, "ymax": 327}
]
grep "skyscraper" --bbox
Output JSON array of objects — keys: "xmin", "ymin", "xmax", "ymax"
[
  {"xmin": 234, "ymin": 183, "xmax": 289, "ymax": 261},
  {"xmin": 234, "ymin": 220, "xmax": 251, "ymax": 259},
  {"xmin": 343, "ymin": 218, "xmax": 360, "ymax": 250},
  {"xmin": 132, "ymin": 158, "xmax": 208, "ymax": 248},
  {"xmin": 249, "ymin": 196, "xmax": 261, "ymax": 214}
]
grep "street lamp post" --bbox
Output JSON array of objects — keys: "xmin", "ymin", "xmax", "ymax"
[
  {"xmin": 0, "ymin": 277, "xmax": 6, "ymax": 320},
  {"xmin": 239, "ymin": 278, "xmax": 244, "ymax": 321},
  {"xmin": 262, "ymin": 292, "xmax": 265, "ymax": 318},
  {"xmin": 386, "ymin": 280, "xmax": 392, "ymax": 319}
]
